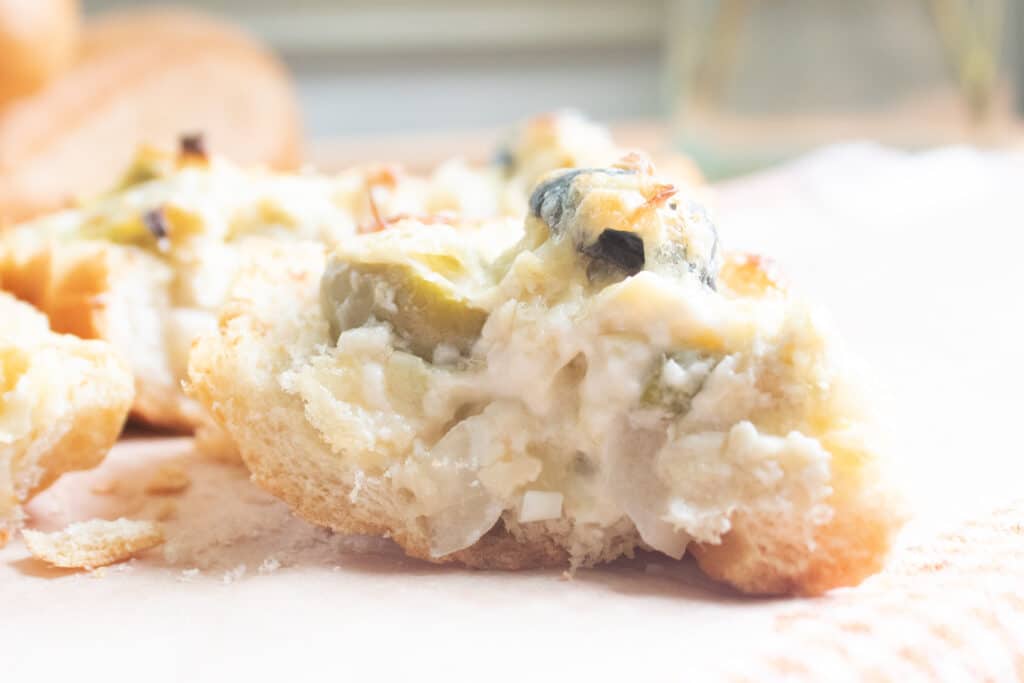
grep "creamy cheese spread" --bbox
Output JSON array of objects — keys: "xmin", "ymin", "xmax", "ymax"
[
  {"xmin": 4, "ymin": 113, "xmax": 627, "ymax": 406},
  {"xmin": 299, "ymin": 158, "xmax": 869, "ymax": 561}
]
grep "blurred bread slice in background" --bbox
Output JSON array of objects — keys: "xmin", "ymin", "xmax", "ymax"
[
  {"xmin": 0, "ymin": 7, "xmax": 301, "ymax": 226},
  {"xmin": 0, "ymin": 0, "xmax": 78, "ymax": 109}
]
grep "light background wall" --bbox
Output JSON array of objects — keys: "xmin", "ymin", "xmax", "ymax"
[{"xmin": 83, "ymin": 0, "xmax": 671, "ymax": 138}]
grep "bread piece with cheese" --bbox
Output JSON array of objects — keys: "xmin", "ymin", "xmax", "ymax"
[
  {"xmin": 2, "ymin": 113, "xmax": 674, "ymax": 434},
  {"xmin": 1, "ymin": 147, "xmax": 393, "ymax": 431},
  {"xmin": 0, "ymin": 146, "xmax": 530, "ymax": 431},
  {"xmin": 0, "ymin": 292, "xmax": 133, "ymax": 546},
  {"xmin": 189, "ymin": 158, "xmax": 901, "ymax": 595}
]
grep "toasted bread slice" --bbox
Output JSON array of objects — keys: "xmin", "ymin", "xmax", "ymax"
[
  {"xmin": 0, "ymin": 293, "xmax": 133, "ymax": 545},
  {"xmin": 0, "ymin": 151, "xmax": 434, "ymax": 431},
  {"xmin": 3, "ymin": 113, "xmax": 685, "ymax": 434},
  {"xmin": 189, "ymin": 161, "xmax": 900, "ymax": 595}
]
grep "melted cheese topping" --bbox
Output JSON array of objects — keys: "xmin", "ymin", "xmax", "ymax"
[
  {"xmin": 6, "ymin": 113, "xmax": 633, "ymax": 404},
  {"xmin": 298, "ymin": 163, "xmax": 873, "ymax": 560}
]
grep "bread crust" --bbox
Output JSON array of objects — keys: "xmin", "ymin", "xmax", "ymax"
[
  {"xmin": 0, "ymin": 293, "xmax": 134, "ymax": 545},
  {"xmin": 0, "ymin": 7, "xmax": 300, "ymax": 225},
  {"xmin": 691, "ymin": 488, "xmax": 897, "ymax": 597}
]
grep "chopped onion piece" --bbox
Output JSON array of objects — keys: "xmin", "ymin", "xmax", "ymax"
[{"xmin": 518, "ymin": 490, "xmax": 563, "ymax": 523}]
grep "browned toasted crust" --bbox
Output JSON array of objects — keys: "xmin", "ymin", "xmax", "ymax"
[
  {"xmin": 0, "ymin": 7, "xmax": 300, "ymax": 226},
  {"xmin": 691, "ymin": 499, "xmax": 895, "ymax": 597}
]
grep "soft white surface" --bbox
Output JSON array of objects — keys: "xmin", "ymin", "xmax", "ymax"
[{"xmin": 3, "ymin": 145, "xmax": 1022, "ymax": 681}]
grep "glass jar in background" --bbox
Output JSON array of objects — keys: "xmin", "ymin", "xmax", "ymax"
[{"xmin": 667, "ymin": 0, "xmax": 1018, "ymax": 179}]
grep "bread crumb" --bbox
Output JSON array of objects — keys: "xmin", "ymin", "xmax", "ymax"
[
  {"xmin": 22, "ymin": 519, "xmax": 164, "ymax": 569},
  {"xmin": 222, "ymin": 563, "xmax": 247, "ymax": 583},
  {"xmin": 179, "ymin": 568, "xmax": 201, "ymax": 582},
  {"xmin": 144, "ymin": 464, "xmax": 191, "ymax": 495},
  {"xmin": 258, "ymin": 557, "xmax": 281, "ymax": 574}
]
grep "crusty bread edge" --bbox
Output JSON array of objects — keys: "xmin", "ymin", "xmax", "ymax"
[{"xmin": 0, "ymin": 294, "xmax": 134, "ymax": 546}]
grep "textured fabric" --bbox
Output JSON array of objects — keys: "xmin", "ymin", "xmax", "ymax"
[{"xmin": 725, "ymin": 500, "xmax": 1024, "ymax": 681}]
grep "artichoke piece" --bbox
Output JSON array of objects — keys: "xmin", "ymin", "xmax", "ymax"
[
  {"xmin": 112, "ymin": 147, "xmax": 174, "ymax": 191},
  {"xmin": 321, "ymin": 260, "xmax": 488, "ymax": 360},
  {"xmin": 641, "ymin": 351, "xmax": 717, "ymax": 415},
  {"xmin": 117, "ymin": 163, "xmax": 163, "ymax": 190},
  {"xmin": 77, "ymin": 213, "xmax": 154, "ymax": 247}
]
